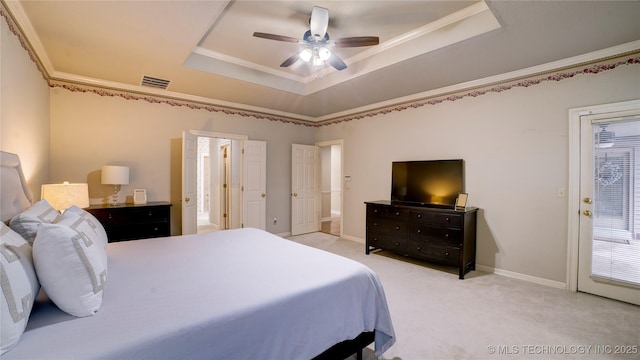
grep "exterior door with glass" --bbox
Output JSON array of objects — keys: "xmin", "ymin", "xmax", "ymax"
[{"xmin": 578, "ymin": 106, "xmax": 640, "ymax": 305}]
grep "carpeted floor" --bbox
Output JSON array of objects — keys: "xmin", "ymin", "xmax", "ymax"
[{"xmin": 287, "ymin": 232, "xmax": 640, "ymax": 360}]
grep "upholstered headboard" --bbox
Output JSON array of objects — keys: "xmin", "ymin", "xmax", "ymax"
[{"xmin": 0, "ymin": 151, "xmax": 33, "ymax": 223}]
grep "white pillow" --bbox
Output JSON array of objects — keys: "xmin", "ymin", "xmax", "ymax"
[
  {"xmin": 0, "ymin": 223, "xmax": 39, "ymax": 355},
  {"xmin": 33, "ymin": 224, "xmax": 107, "ymax": 317},
  {"xmin": 8, "ymin": 199, "xmax": 59, "ymax": 244},
  {"xmin": 58, "ymin": 206, "xmax": 108, "ymax": 249}
]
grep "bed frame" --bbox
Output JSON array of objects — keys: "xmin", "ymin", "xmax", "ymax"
[{"xmin": 314, "ymin": 331, "xmax": 375, "ymax": 360}]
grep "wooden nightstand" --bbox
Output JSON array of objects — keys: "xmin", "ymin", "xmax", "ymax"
[{"xmin": 85, "ymin": 201, "xmax": 172, "ymax": 242}]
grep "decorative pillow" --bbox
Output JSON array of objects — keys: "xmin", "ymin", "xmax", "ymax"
[
  {"xmin": 0, "ymin": 223, "xmax": 39, "ymax": 355},
  {"xmin": 58, "ymin": 206, "xmax": 108, "ymax": 249},
  {"xmin": 8, "ymin": 199, "xmax": 59, "ymax": 244},
  {"xmin": 32, "ymin": 224, "xmax": 107, "ymax": 317}
]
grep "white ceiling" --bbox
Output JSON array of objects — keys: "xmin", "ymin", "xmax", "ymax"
[{"xmin": 6, "ymin": 0, "xmax": 640, "ymax": 122}]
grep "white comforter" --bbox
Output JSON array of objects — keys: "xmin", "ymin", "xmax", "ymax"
[{"xmin": 6, "ymin": 228, "xmax": 395, "ymax": 359}]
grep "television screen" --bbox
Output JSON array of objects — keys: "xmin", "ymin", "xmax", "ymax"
[{"xmin": 391, "ymin": 160, "xmax": 464, "ymax": 206}]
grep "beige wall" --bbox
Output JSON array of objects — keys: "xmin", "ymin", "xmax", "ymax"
[
  {"xmin": 1, "ymin": 19, "xmax": 50, "ymax": 200},
  {"xmin": 4, "ymin": 12, "xmax": 640, "ymax": 285},
  {"xmin": 49, "ymin": 90, "xmax": 315, "ymax": 235},
  {"xmin": 316, "ymin": 63, "xmax": 640, "ymax": 283}
]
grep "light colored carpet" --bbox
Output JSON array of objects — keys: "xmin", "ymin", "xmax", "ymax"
[{"xmin": 287, "ymin": 232, "xmax": 640, "ymax": 360}]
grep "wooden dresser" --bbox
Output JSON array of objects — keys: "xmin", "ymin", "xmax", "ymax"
[
  {"xmin": 85, "ymin": 201, "xmax": 171, "ymax": 242},
  {"xmin": 365, "ymin": 200, "xmax": 477, "ymax": 279}
]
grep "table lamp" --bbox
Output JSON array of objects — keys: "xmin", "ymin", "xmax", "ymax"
[
  {"xmin": 41, "ymin": 182, "xmax": 89, "ymax": 212},
  {"xmin": 101, "ymin": 165, "xmax": 129, "ymax": 206}
]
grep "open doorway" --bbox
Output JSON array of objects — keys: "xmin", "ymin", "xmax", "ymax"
[
  {"xmin": 196, "ymin": 136, "xmax": 242, "ymax": 234},
  {"xmin": 319, "ymin": 141, "xmax": 342, "ymax": 236}
]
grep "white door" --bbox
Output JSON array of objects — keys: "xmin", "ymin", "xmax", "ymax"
[
  {"xmin": 243, "ymin": 140, "xmax": 267, "ymax": 229},
  {"xmin": 182, "ymin": 131, "xmax": 198, "ymax": 235},
  {"xmin": 291, "ymin": 144, "xmax": 320, "ymax": 235},
  {"xmin": 578, "ymin": 106, "xmax": 640, "ymax": 305}
]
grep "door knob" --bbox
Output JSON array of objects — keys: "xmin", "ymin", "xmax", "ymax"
[
  {"xmin": 583, "ymin": 210, "xmax": 592, "ymax": 217},
  {"xmin": 583, "ymin": 198, "xmax": 592, "ymax": 204},
  {"xmin": 185, "ymin": 197, "xmax": 190, "ymax": 203},
  {"xmin": 292, "ymin": 193, "xmax": 298, "ymax": 197},
  {"xmin": 261, "ymin": 193, "xmax": 266, "ymax": 198}
]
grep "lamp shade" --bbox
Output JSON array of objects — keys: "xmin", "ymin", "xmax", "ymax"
[
  {"xmin": 101, "ymin": 165, "xmax": 129, "ymax": 185},
  {"xmin": 41, "ymin": 182, "xmax": 90, "ymax": 211}
]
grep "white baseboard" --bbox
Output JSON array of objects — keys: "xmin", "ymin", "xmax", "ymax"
[
  {"xmin": 342, "ymin": 234, "xmax": 364, "ymax": 244},
  {"xmin": 475, "ymin": 264, "xmax": 567, "ymax": 289},
  {"xmin": 275, "ymin": 231, "xmax": 292, "ymax": 237},
  {"xmin": 321, "ymin": 233, "xmax": 567, "ymax": 290}
]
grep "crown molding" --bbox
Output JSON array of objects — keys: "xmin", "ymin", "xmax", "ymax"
[{"xmin": 3, "ymin": 1, "xmax": 639, "ymax": 127}]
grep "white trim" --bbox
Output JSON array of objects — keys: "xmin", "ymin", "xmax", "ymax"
[
  {"xmin": 341, "ymin": 234, "xmax": 364, "ymax": 244},
  {"xmin": 566, "ymin": 99, "xmax": 640, "ymax": 292},
  {"xmin": 315, "ymin": 139, "xmax": 344, "ymax": 238},
  {"xmin": 475, "ymin": 265, "xmax": 566, "ymax": 289},
  {"xmin": 190, "ymin": 130, "xmax": 248, "ymax": 141},
  {"xmin": 346, "ymin": 234, "xmax": 568, "ymax": 289}
]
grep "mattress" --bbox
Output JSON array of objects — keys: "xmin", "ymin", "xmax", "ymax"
[{"xmin": 5, "ymin": 228, "xmax": 395, "ymax": 359}]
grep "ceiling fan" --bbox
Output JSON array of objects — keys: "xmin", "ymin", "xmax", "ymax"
[{"xmin": 253, "ymin": 6, "xmax": 379, "ymax": 71}]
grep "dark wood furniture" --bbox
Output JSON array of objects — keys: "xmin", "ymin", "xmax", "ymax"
[
  {"xmin": 85, "ymin": 201, "xmax": 171, "ymax": 242},
  {"xmin": 313, "ymin": 331, "xmax": 374, "ymax": 360},
  {"xmin": 365, "ymin": 200, "xmax": 477, "ymax": 279}
]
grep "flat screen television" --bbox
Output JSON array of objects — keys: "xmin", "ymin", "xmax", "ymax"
[{"xmin": 391, "ymin": 159, "xmax": 464, "ymax": 207}]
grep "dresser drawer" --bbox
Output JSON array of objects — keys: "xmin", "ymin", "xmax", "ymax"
[
  {"xmin": 409, "ymin": 224, "xmax": 462, "ymax": 245},
  {"xmin": 107, "ymin": 222, "xmax": 170, "ymax": 242},
  {"xmin": 367, "ymin": 230, "xmax": 407, "ymax": 252},
  {"xmin": 412, "ymin": 210, "xmax": 462, "ymax": 227},
  {"xmin": 407, "ymin": 241, "xmax": 459, "ymax": 266},
  {"xmin": 367, "ymin": 205, "xmax": 410, "ymax": 220},
  {"xmin": 90, "ymin": 206, "xmax": 169, "ymax": 224},
  {"xmin": 367, "ymin": 218, "xmax": 408, "ymax": 236}
]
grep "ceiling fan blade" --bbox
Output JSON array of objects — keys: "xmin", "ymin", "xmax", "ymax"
[
  {"xmin": 280, "ymin": 53, "xmax": 300, "ymax": 68},
  {"xmin": 253, "ymin": 32, "xmax": 300, "ymax": 43},
  {"xmin": 332, "ymin": 36, "xmax": 380, "ymax": 47},
  {"xmin": 326, "ymin": 54, "xmax": 347, "ymax": 71},
  {"xmin": 310, "ymin": 6, "xmax": 329, "ymax": 38}
]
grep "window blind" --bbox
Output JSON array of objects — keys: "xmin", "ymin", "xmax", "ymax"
[{"xmin": 591, "ymin": 117, "xmax": 640, "ymax": 287}]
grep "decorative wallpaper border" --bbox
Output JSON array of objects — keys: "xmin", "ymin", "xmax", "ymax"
[
  {"xmin": 3, "ymin": 4, "xmax": 639, "ymax": 128},
  {"xmin": 318, "ymin": 55, "xmax": 640, "ymax": 126}
]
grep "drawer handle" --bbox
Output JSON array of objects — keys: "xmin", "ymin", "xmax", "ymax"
[
  {"xmin": 395, "ymin": 212, "xmax": 400, "ymax": 216},
  {"xmin": 108, "ymin": 214, "xmax": 113, "ymax": 219},
  {"xmin": 395, "ymin": 226, "xmax": 400, "ymax": 231},
  {"xmin": 373, "ymin": 237, "xmax": 379, "ymax": 242},
  {"xmin": 445, "ymin": 217, "xmax": 450, "ymax": 222},
  {"xmin": 417, "ymin": 229, "xmax": 421, "ymax": 234},
  {"xmin": 445, "ymin": 233, "xmax": 449, "ymax": 238},
  {"xmin": 373, "ymin": 222, "xmax": 379, "ymax": 226},
  {"xmin": 417, "ymin": 246, "xmax": 422, "ymax": 251},
  {"xmin": 444, "ymin": 252, "xmax": 450, "ymax": 256},
  {"xmin": 395, "ymin": 242, "xmax": 400, "ymax": 246},
  {"xmin": 374, "ymin": 209, "xmax": 378, "ymax": 213},
  {"xmin": 148, "ymin": 211, "xmax": 153, "ymax": 217},
  {"xmin": 417, "ymin": 214, "xmax": 422, "ymax": 218}
]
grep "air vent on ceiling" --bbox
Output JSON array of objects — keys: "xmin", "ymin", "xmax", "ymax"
[{"xmin": 141, "ymin": 75, "xmax": 170, "ymax": 89}]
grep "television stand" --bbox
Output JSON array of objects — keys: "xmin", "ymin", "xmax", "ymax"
[{"xmin": 365, "ymin": 200, "xmax": 477, "ymax": 279}]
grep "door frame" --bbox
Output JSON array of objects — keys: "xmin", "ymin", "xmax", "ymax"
[
  {"xmin": 566, "ymin": 99, "xmax": 640, "ymax": 292},
  {"xmin": 316, "ymin": 139, "xmax": 344, "ymax": 237},
  {"xmin": 186, "ymin": 130, "xmax": 248, "ymax": 234}
]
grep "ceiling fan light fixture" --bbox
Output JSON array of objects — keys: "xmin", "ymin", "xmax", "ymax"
[
  {"xmin": 318, "ymin": 47, "xmax": 331, "ymax": 61},
  {"xmin": 312, "ymin": 56, "xmax": 323, "ymax": 66},
  {"xmin": 299, "ymin": 48, "xmax": 313, "ymax": 62}
]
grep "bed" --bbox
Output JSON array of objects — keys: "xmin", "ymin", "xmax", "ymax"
[{"xmin": 0, "ymin": 151, "xmax": 395, "ymax": 359}]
